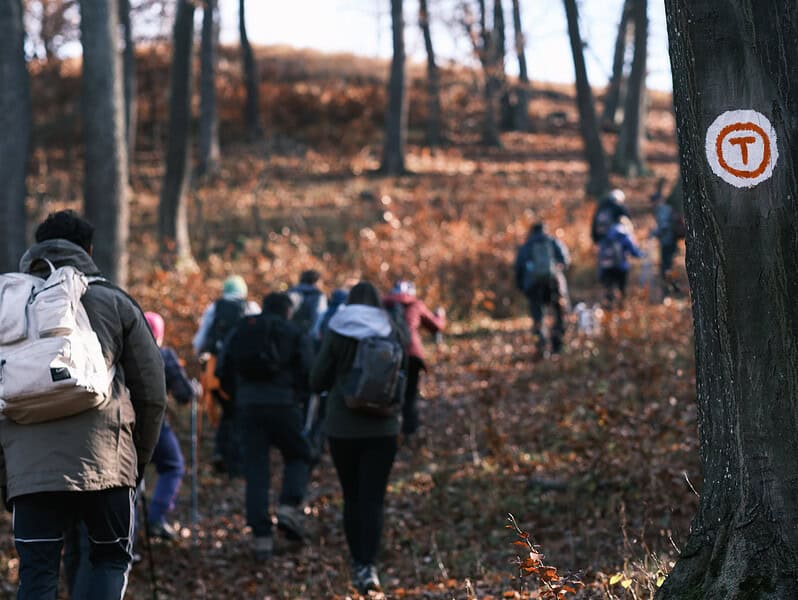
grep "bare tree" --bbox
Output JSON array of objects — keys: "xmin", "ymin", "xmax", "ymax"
[
  {"xmin": 79, "ymin": 0, "xmax": 129, "ymax": 285},
  {"xmin": 0, "ymin": 0, "xmax": 30, "ymax": 273},
  {"xmin": 563, "ymin": 0, "xmax": 609, "ymax": 196},
  {"xmin": 239, "ymin": 0, "xmax": 261, "ymax": 139},
  {"xmin": 158, "ymin": 0, "xmax": 194, "ymax": 265},
  {"xmin": 419, "ymin": 0, "xmax": 442, "ymax": 147},
  {"xmin": 510, "ymin": 0, "xmax": 529, "ymax": 131},
  {"xmin": 660, "ymin": 1, "xmax": 798, "ymax": 597},
  {"xmin": 380, "ymin": 0, "xmax": 407, "ymax": 174},
  {"xmin": 463, "ymin": 0, "xmax": 503, "ymax": 146},
  {"xmin": 119, "ymin": 0, "xmax": 136, "ymax": 170},
  {"xmin": 612, "ymin": 0, "xmax": 647, "ymax": 176},
  {"xmin": 198, "ymin": 0, "xmax": 220, "ymax": 176},
  {"xmin": 601, "ymin": 0, "xmax": 631, "ymax": 129},
  {"xmin": 39, "ymin": 0, "xmax": 79, "ymax": 60}
]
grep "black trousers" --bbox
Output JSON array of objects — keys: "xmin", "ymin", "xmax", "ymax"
[
  {"xmin": 328, "ymin": 436, "xmax": 398, "ymax": 566},
  {"xmin": 402, "ymin": 356, "xmax": 425, "ymax": 435}
]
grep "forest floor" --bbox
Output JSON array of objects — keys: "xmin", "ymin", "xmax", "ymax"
[{"xmin": 1, "ymin": 48, "xmax": 698, "ymax": 599}]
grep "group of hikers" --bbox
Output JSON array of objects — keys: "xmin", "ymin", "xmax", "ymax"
[
  {"xmin": 0, "ymin": 189, "xmax": 681, "ymax": 598},
  {"xmin": 514, "ymin": 182, "xmax": 685, "ymax": 354}
]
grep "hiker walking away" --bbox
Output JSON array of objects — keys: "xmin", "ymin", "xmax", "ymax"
[
  {"xmin": 591, "ymin": 189, "xmax": 631, "ymax": 245},
  {"xmin": 216, "ymin": 293, "xmax": 314, "ymax": 561},
  {"xmin": 0, "ymin": 210, "xmax": 166, "ymax": 599},
  {"xmin": 289, "ymin": 269, "xmax": 328, "ymax": 346},
  {"xmin": 143, "ymin": 311, "xmax": 199, "ymax": 540},
  {"xmin": 193, "ymin": 275, "xmax": 259, "ymax": 477},
  {"xmin": 598, "ymin": 219, "xmax": 644, "ymax": 307},
  {"xmin": 383, "ymin": 280, "xmax": 445, "ymax": 439},
  {"xmin": 514, "ymin": 223, "xmax": 571, "ymax": 354},
  {"xmin": 310, "ymin": 282, "xmax": 407, "ymax": 594},
  {"xmin": 650, "ymin": 179, "xmax": 684, "ymax": 298},
  {"xmin": 316, "ymin": 288, "xmax": 349, "ymax": 342}
]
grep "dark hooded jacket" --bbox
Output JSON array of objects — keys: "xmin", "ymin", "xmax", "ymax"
[{"xmin": 0, "ymin": 240, "xmax": 166, "ymax": 501}]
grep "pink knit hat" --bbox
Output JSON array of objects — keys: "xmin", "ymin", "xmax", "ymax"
[{"xmin": 144, "ymin": 311, "xmax": 165, "ymax": 346}]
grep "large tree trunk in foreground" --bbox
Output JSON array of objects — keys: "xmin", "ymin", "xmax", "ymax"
[
  {"xmin": 119, "ymin": 0, "xmax": 136, "ymax": 171},
  {"xmin": 79, "ymin": 0, "xmax": 129, "ymax": 286},
  {"xmin": 159, "ymin": 0, "xmax": 194, "ymax": 265},
  {"xmin": 660, "ymin": 2, "xmax": 798, "ymax": 598},
  {"xmin": 198, "ymin": 0, "xmax": 220, "ymax": 176},
  {"xmin": 563, "ymin": 0, "xmax": 609, "ymax": 197},
  {"xmin": 0, "ymin": 0, "xmax": 30, "ymax": 273},
  {"xmin": 239, "ymin": 0, "xmax": 261, "ymax": 139},
  {"xmin": 419, "ymin": 0, "xmax": 442, "ymax": 147},
  {"xmin": 612, "ymin": 0, "xmax": 648, "ymax": 176},
  {"xmin": 511, "ymin": 0, "xmax": 530, "ymax": 132},
  {"xmin": 602, "ymin": 0, "xmax": 631, "ymax": 129},
  {"xmin": 380, "ymin": 0, "xmax": 407, "ymax": 175}
]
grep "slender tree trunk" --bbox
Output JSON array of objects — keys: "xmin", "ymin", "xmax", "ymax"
[
  {"xmin": 380, "ymin": 0, "xmax": 406, "ymax": 175},
  {"xmin": 494, "ymin": 0, "xmax": 512, "ymax": 130},
  {"xmin": 563, "ymin": 0, "xmax": 609, "ymax": 197},
  {"xmin": 660, "ymin": 2, "xmax": 798, "ymax": 598},
  {"xmin": 612, "ymin": 0, "xmax": 648, "ymax": 176},
  {"xmin": 239, "ymin": 0, "xmax": 261, "ymax": 139},
  {"xmin": 0, "ymin": 0, "xmax": 30, "ymax": 273},
  {"xmin": 79, "ymin": 0, "xmax": 129, "ymax": 286},
  {"xmin": 158, "ymin": 0, "xmax": 194, "ymax": 265},
  {"xmin": 511, "ymin": 0, "xmax": 529, "ymax": 132},
  {"xmin": 198, "ymin": 0, "xmax": 220, "ymax": 176},
  {"xmin": 480, "ymin": 0, "xmax": 501, "ymax": 146},
  {"xmin": 419, "ymin": 0, "xmax": 442, "ymax": 147},
  {"xmin": 602, "ymin": 0, "xmax": 631, "ymax": 128},
  {"xmin": 119, "ymin": 0, "xmax": 136, "ymax": 173}
]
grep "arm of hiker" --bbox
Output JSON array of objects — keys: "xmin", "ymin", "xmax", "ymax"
[
  {"xmin": 192, "ymin": 303, "xmax": 215, "ymax": 356},
  {"xmin": 514, "ymin": 247, "xmax": 526, "ymax": 290},
  {"xmin": 163, "ymin": 348, "xmax": 195, "ymax": 405},
  {"xmin": 625, "ymin": 235, "xmax": 645, "ymax": 258},
  {"xmin": 554, "ymin": 239, "xmax": 571, "ymax": 269},
  {"xmin": 121, "ymin": 301, "xmax": 167, "ymax": 466},
  {"xmin": 294, "ymin": 332, "xmax": 314, "ymax": 395},
  {"xmin": 309, "ymin": 333, "xmax": 336, "ymax": 393},
  {"xmin": 419, "ymin": 301, "xmax": 446, "ymax": 333}
]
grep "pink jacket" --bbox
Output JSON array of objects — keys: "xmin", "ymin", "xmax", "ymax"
[{"xmin": 383, "ymin": 293, "xmax": 446, "ymax": 363}]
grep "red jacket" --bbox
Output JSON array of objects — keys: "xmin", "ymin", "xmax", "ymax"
[{"xmin": 383, "ymin": 293, "xmax": 446, "ymax": 362}]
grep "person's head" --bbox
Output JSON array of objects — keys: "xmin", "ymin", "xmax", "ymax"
[
  {"xmin": 35, "ymin": 210, "xmax": 94, "ymax": 254},
  {"xmin": 299, "ymin": 270, "xmax": 321, "ymax": 286},
  {"xmin": 606, "ymin": 189, "xmax": 625, "ymax": 204},
  {"xmin": 530, "ymin": 222, "xmax": 545, "ymax": 236},
  {"xmin": 223, "ymin": 275, "xmax": 248, "ymax": 298},
  {"xmin": 347, "ymin": 281, "xmax": 382, "ymax": 308},
  {"xmin": 262, "ymin": 292, "xmax": 294, "ymax": 319},
  {"xmin": 391, "ymin": 280, "xmax": 416, "ymax": 297},
  {"xmin": 144, "ymin": 311, "xmax": 165, "ymax": 346}
]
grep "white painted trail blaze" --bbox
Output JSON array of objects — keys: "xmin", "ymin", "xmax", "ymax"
[{"xmin": 705, "ymin": 110, "xmax": 778, "ymax": 188}]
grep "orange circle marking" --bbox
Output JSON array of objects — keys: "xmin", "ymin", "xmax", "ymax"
[{"xmin": 715, "ymin": 122, "xmax": 771, "ymax": 179}]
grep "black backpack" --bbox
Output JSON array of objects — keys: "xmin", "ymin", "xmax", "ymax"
[
  {"xmin": 598, "ymin": 236, "xmax": 624, "ymax": 270},
  {"xmin": 343, "ymin": 335, "xmax": 405, "ymax": 417},
  {"xmin": 227, "ymin": 315, "xmax": 297, "ymax": 381},
  {"xmin": 593, "ymin": 205, "xmax": 615, "ymax": 241},
  {"xmin": 522, "ymin": 239, "xmax": 556, "ymax": 291},
  {"xmin": 204, "ymin": 298, "xmax": 246, "ymax": 354},
  {"xmin": 291, "ymin": 289, "xmax": 322, "ymax": 334}
]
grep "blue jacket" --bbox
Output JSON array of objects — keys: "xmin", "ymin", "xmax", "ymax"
[{"xmin": 599, "ymin": 224, "xmax": 643, "ymax": 273}]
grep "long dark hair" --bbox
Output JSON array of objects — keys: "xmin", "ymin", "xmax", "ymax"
[{"xmin": 346, "ymin": 281, "xmax": 382, "ymax": 308}]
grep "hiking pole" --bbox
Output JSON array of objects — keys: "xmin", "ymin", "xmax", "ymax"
[
  {"xmin": 138, "ymin": 489, "xmax": 160, "ymax": 600},
  {"xmin": 303, "ymin": 393, "xmax": 319, "ymax": 435}
]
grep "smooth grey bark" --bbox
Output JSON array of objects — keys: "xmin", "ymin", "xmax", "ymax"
[
  {"xmin": 379, "ymin": 0, "xmax": 407, "ymax": 175},
  {"xmin": 659, "ymin": 2, "xmax": 798, "ymax": 598},
  {"xmin": 419, "ymin": 0, "xmax": 442, "ymax": 147},
  {"xmin": 119, "ymin": 0, "xmax": 136, "ymax": 170},
  {"xmin": 158, "ymin": 0, "xmax": 194, "ymax": 265},
  {"xmin": 0, "ymin": 0, "xmax": 30, "ymax": 273},
  {"xmin": 198, "ymin": 0, "xmax": 220, "ymax": 176},
  {"xmin": 563, "ymin": 0, "xmax": 609, "ymax": 197},
  {"xmin": 612, "ymin": 0, "xmax": 648, "ymax": 176},
  {"xmin": 79, "ymin": 0, "xmax": 129, "ymax": 286},
  {"xmin": 601, "ymin": 0, "xmax": 631, "ymax": 128},
  {"xmin": 239, "ymin": 0, "xmax": 261, "ymax": 139},
  {"xmin": 511, "ymin": 0, "xmax": 529, "ymax": 131}
]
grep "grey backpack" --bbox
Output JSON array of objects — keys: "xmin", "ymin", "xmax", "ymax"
[{"xmin": 343, "ymin": 336, "xmax": 405, "ymax": 417}]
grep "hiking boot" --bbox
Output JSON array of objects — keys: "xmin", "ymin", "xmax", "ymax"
[
  {"xmin": 252, "ymin": 536, "xmax": 273, "ymax": 561},
  {"xmin": 148, "ymin": 520, "xmax": 178, "ymax": 541},
  {"xmin": 276, "ymin": 504, "xmax": 306, "ymax": 541},
  {"xmin": 353, "ymin": 563, "xmax": 381, "ymax": 594}
]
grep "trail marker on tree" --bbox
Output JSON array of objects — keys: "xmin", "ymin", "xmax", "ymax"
[{"xmin": 705, "ymin": 110, "xmax": 778, "ymax": 188}]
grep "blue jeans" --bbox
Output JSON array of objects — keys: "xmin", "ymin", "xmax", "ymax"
[
  {"xmin": 13, "ymin": 487, "xmax": 135, "ymax": 600},
  {"xmin": 239, "ymin": 404, "xmax": 311, "ymax": 537},
  {"xmin": 149, "ymin": 421, "xmax": 185, "ymax": 525}
]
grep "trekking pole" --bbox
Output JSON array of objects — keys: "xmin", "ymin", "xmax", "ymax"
[
  {"xmin": 190, "ymin": 389, "xmax": 199, "ymax": 547},
  {"xmin": 138, "ymin": 489, "xmax": 160, "ymax": 600}
]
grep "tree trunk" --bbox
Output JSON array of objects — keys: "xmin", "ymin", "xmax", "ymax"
[
  {"xmin": 601, "ymin": 0, "xmax": 631, "ymax": 129},
  {"xmin": 119, "ymin": 0, "xmax": 136, "ymax": 172},
  {"xmin": 419, "ymin": 0, "xmax": 442, "ymax": 147},
  {"xmin": 379, "ymin": 0, "xmax": 406, "ymax": 175},
  {"xmin": 0, "ymin": 0, "xmax": 30, "ymax": 273},
  {"xmin": 79, "ymin": 0, "xmax": 129, "ymax": 286},
  {"xmin": 612, "ymin": 0, "xmax": 648, "ymax": 176},
  {"xmin": 660, "ymin": 2, "xmax": 798, "ymax": 598},
  {"xmin": 480, "ymin": 0, "xmax": 501, "ymax": 146},
  {"xmin": 158, "ymin": 0, "xmax": 194, "ymax": 265},
  {"xmin": 198, "ymin": 0, "xmax": 220, "ymax": 176},
  {"xmin": 494, "ymin": 0, "xmax": 512, "ymax": 131},
  {"xmin": 563, "ymin": 0, "xmax": 609, "ymax": 197},
  {"xmin": 239, "ymin": 0, "xmax": 261, "ymax": 139},
  {"xmin": 511, "ymin": 0, "xmax": 529, "ymax": 132}
]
